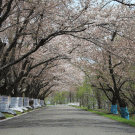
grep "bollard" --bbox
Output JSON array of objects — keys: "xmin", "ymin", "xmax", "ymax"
[{"xmin": 0, "ymin": 96, "xmax": 16, "ymax": 115}]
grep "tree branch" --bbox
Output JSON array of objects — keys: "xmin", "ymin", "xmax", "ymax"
[{"xmin": 0, "ymin": 0, "xmax": 14, "ymax": 27}]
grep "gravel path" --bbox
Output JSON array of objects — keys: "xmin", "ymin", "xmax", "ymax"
[{"xmin": 0, "ymin": 105, "xmax": 135, "ymax": 135}]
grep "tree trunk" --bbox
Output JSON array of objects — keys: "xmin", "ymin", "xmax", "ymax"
[
  {"xmin": 96, "ymin": 90, "xmax": 102, "ymax": 109},
  {"xmin": 69, "ymin": 91, "xmax": 71, "ymax": 103},
  {"xmin": 112, "ymin": 93, "xmax": 117, "ymax": 105}
]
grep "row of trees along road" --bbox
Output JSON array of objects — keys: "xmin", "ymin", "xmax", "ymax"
[
  {"xmin": 0, "ymin": 0, "xmax": 135, "ymax": 119},
  {"xmin": 0, "ymin": 0, "xmax": 86, "ymax": 98},
  {"xmin": 71, "ymin": 1, "xmax": 135, "ymax": 119}
]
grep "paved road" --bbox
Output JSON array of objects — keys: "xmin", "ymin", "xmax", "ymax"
[{"xmin": 0, "ymin": 105, "xmax": 135, "ymax": 135}]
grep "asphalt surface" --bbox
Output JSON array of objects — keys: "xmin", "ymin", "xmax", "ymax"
[{"xmin": 0, "ymin": 105, "xmax": 135, "ymax": 135}]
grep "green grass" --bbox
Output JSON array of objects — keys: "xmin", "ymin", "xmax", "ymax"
[
  {"xmin": 15, "ymin": 111, "xmax": 23, "ymax": 115},
  {"xmin": 2, "ymin": 110, "xmax": 29, "ymax": 119},
  {"xmin": 35, "ymin": 107, "xmax": 42, "ymax": 109},
  {"xmin": 23, "ymin": 110, "xmax": 28, "ymax": 113},
  {"xmin": 71, "ymin": 106, "xmax": 135, "ymax": 127},
  {"xmin": 41, "ymin": 106, "xmax": 45, "ymax": 108},
  {"xmin": 15, "ymin": 109, "xmax": 28, "ymax": 114},
  {"xmin": 130, "ymin": 114, "xmax": 135, "ymax": 122},
  {"xmin": 3, "ymin": 113, "xmax": 14, "ymax": 118},
  {"xmin": 28, "ymin": 108, "xmax": 33, "ymax": 112}
]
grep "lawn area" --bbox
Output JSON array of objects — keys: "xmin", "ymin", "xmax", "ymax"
[
  {"xmin": 2, "ymin": 110, "xmax": 24, "ymax": 119},
  {"xmin": 15, "ymin": 111, "xmax": 23, "ymax": 115},
  {"xmin": 2, "ymin": 113, "xmax": 14, "ymax": 118},
  {"xmin": 71, "ymin": 106, "xmax": 135, "ymax": 127}
]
